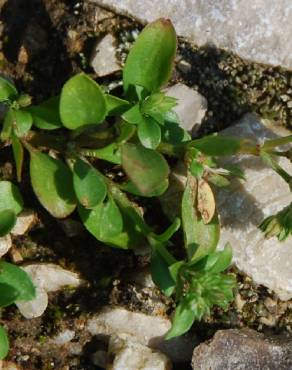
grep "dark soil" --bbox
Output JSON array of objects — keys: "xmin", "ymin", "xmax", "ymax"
[{"xmin": 0, "ymin": 1, "xmax": 291, "ymax": 369}]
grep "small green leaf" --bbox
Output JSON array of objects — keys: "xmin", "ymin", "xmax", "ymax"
[
  {"xmin": 168, "ymin": 260, "xmax": 184, "ymax": 282},
  {"xmin": 207, "ymin": 244, "xmax": 233, "ymax": 273},
  {"xmin": 182, "ymin": 175, "xmax": 219, "ymax": 261},
  {"xmin": 191, "ymin": 135, "xmax": 243, "ymax": 156},
  {"xmin": 30, "ymin": 151, "xmax": 76, "ymax": 218},
  {"xmin": 60, "ymin": 73, "xmax": 107, "ymax": 130},
  {"xmin": 0, "ymin": 209, "xmax": 16, "ymax": 237},
  {"xmin": 117, "ymin": 121, "xmax": 136, "ymax": 144},
  {"xmin": 0, "ymin": 325, "xmax": 9, "ymax": 360},
  {"xmin": 82, "ymin": 143, "xmax": 121, "ymax": 164},
  {"xmin": 0, "ymin": 261, "xmax": 35, "ymax": 301},
  {"xmin": 150, "ymin": 248, "xmax": 175, "ymax": 296},
  {"xmin": 11, "ymin": 133, "xmax": 24, "ymax": 182},
  {"xmin": 207, "ymin": 174, "xmax": 230, "ymax": 187},
  {"xmin": 120, "ymin": 178, "xmax": 169, "ymax": 197},
  {"xmin": 122, "ymin": 104, "xmax": 143, "ymax": 124},
  {"xmin": 0, "ymin": 181, "xmax": 23, "ymax": 214},
  {"xmin": 0, "ymin": 283, "xmax": 19, "ymax": 307},
  {"xmin": 165, "ymin": 296, "xmax": 197, "ymax": 339},
  {"xmin": 105, "ymin": 94, "xmax": 130, "ymax": 116},
  {"xmin": 73, "ymin": 159, "xmax": 107, "ymax": 208},
  {"xmin": 100, "ymin": 197, "xmax": 123, "ymax": 238},
  {"xmin": 0, "ymin": 76, "xmax": 18, "ymax": 102},
  {"xmin": 137, "ymin": 116, "xmax": 161, "ymax": 149},
  {"xmin": 13, "ymin": 109, "xmax": 33, "ymax": 137},
  {"xmin": 190, "ymin": 160, "xmax": 204, "ymax": 178},
  {"xmin": 123, "ymin": 18, "xmax": 177, "ymax": 95},
  {"xmin": 28, "ymin": 96, "xmax": 62, "ymax": 130},
  {"xmin": 141, "ymin": 93, "xmax": 177, "ymax": 120},
  {"xmin": 121, "ymin": 143, "xmax": 169, "ymax": 196},
  {"xmin": 1, "ymin": 107, "xmax": 13, "ymax": 140}
]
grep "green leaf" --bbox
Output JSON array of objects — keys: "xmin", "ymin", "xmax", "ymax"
[
  {"xmin": 0, "ymin": 209, "xmax": 16, "ymax": 237},
  {"xmin": 191, "ymin": 135, "xmax": 243, "ymax": 156},
  {"xmin": 60, "ymin": 73, "xmax": 106, "ymax": 130},
  {"xmin": 190, "ymin": 160, "xmax": 204, "ymax": 178},
  {"xmin": 73, "ymin": 158, "xmax": 107, "ymax": 208},
  {"xmin": 223, "ymin": 164, "xmax": 245, "ymax": 180},
  {"xmin": 121, "ymin": 143, "xmax": 169, "ymax": 196},
  {"xmin": 122, "ymin": 104, "xmax": 143, "ymax": 125},
  {"xmin": 0, "ymin": 76, "xmax": 18, "ymax": 102},
  {"xmin": 100, "ymin": 197, "xmax": 123, "ymax": 238},
  {"xmin": 1, "ymin": 107, "xmax": 13, "ymax": 140},
  {"xmin": 0, "ymin": 325, "xmax": 9, "ymax": 360},
  {"xmin": 28, "ymin": 96, "xmax": 62, "ymax": 130},
  {"xmin": 141, "ymin": 93, "xmax": 177, "ymax": 120},
  {"xmin": 207, "ymin": 244, "xmax": 233, "ymax": 273},
  {"xmin": 0, "ymin": 283, "xmax": 19, "ymax": 307},
  {"xmin": 82, "ymin": 143, "xmax": 121, "ymax": 164},
  {"xmin": 162, "ymin": 111, "xmax": 191, "ymax": 144},
  {"xmin": 153, "ymin": 217, "xmax": 181, "ymax": 243},
  {"xmin": 0, "ymin": 181, "xmax": 23, "ymax": 214},
  {"xmin": 0, "ymin": 261, "xmax": 35, "ymax": 301},
  {"xmin": 207, "ymin": 174, "xmax": 230, "ymax": 187},
  {"xmin": 30, "ymin": 151, "xmax": 76, "ymax": 218},
  {"xmin": 137, "ymin": 116, "xmax": 161, "ymax": 149},
  {"xmin": 150, "ymin": 248, "xmax": 175, "ymax": 296},
  {"xmin": 168, "ymin": 260, "xmax": 184, "ymax": 282},
  {"xmin": 117, "ymin": 121, "xmax": 136, "ymax": 144},
  {"xmin": 105, "ymin": 94, "xmax": 130, "ymax": 116},
  {"xmin": 13, "ymin": 109, "xmax": 33, "ymax": 137},
  {"xmin": 120, "ymin": 178, "xmax": 169, "ymax": 197},
  {"xmin": 182, "ymin": 175, "xmax": 219, "ymax": 261},
  {"xmin": 123, "ymin": 18, "xmax": 177, "ymax": 95},
  {"xmin": 165, "ymin": 296, "xmax": 197, "ymax": 339},
  {"xmin": 11, "ymin": 133, "xmax": 24, "ymax": 182}
]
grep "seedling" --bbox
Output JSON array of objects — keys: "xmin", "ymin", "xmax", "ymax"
[{"xmin": 0, "ymin": 18, "xmax": 292, "ymax": 356}]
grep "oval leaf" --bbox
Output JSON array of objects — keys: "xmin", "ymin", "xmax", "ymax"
[
  {"xmin": 28, "ymin": 96, "xmax": 62, "ymax": 130},
  {"xmin": 105, "ymin": 94, "xmax": 130, "ymax": 116},
  {"xmin": 151, "ymin": 249, "xmax": 175, "ymax": 297},
  {"xmin": 0, "ymin": 283, "xmax": 20, "ymax": 307},
  {"xmin": 30, "ymin": 151, "xmax": 76, "ymax": 218},
  {"xmin": 60, "ymin": 73, "xmax": 106, "ymax": 130},
  {"xmin": 13, "ymin": 109, "xmax": 33, "ymax": 137},
  {"xmin": 0, "ymin": 181, "xmax": 23, "ymax": 214},
  {"xmin": 0, "ymin": 76, "xmax": 17, "ymax": 102},
  {"xmin": 123, "ymin": 18, "xmax": 177, "ymax": 95},
  {"xmin": 191, "ymin": 135, "xmax": 243, "ymax": 156},
  {"xmin": 121, "ymin": 143, "xmax": 169, "ymax": 196},
  {"xmin": 0, "ymin": 210, "xmax": 16, "ymax": 237},
  {"xmin": 0, "ymin": 326, "xmax": 9, "ymax": 360},
  {"xmin": 0, "ymin": 261, "xmax": 35, "ymax": 301},
  {"xmin": 182, "ymin": 175, "xmax": 219, "ymax": 262},
  {"xmin": 73, "ymin": 159, "xmax": 107, "ymax": 208},
  {"xmin": 197, "ymin": 179, "xmax": 216, "ymax": 224},
  {"xmin": 137, "ymin": 116, "xmax": 161, "ymax": 149}
]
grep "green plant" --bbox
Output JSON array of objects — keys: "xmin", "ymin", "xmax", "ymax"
[
  {"xmin": 0, "ymin": 17, "xmax": 292, "ymax": 347},
  {"xmin": 0, "ymin": 182, "xmax": 36, "ymax": 359}
]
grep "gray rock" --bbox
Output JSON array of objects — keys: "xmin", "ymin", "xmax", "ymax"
[
  {"xmin": 108, "ymin": 334, "xmax": 172, "ymax": 370},
  {"xmin": 90, "ymin": 34, "xmax": 121, "ymax": 76},
  {"xmin": 16, "ymin": 286, "xmax": 48, "ymax": 319},
  {"xmin": 87, "ymin": 306, "xmax": 197, "ymax": 363},
  {"xmin": 91, "ymin": 0, "xmax": 292, "ymax": 69},
  {"xmin": 216, "ymin": 114, "xmax": 292, "ymax": 300},
  {"xmin": 164, "ymin": 84, "xmax": 207, "ymax": 134},
  {"xmin": 191, "ymin": 328, "xmax": 292, "ymax": 370}
]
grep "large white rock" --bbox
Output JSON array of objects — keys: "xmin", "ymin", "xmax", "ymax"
[
  {"xmin": 11, "ymin": 209, "xmax": 36, "ymax": 236},
  {"xmin": 87, "ymin": 306, "xmax": 196, "ymax": 363},
  {"xmin": 216, "ymin": 114, "xmax": 292, "ymax": 300},
  {"xmin": 108, "ymin": 334, "xmax": 172, "ymax": 370},
  {"xmin": 164, "ymin": 84, "xmax": 207, "ymax": 134},
  {"xmin": 92, "ymin": 0, "xmax": 292, "ymax": 69},
  {"xmin": 90, "ymin": 34, "xmax": 121, "ymax": 76},
  {"xmin": 16, "ymin": 264, "xmax": 81, "ymax": 319}
]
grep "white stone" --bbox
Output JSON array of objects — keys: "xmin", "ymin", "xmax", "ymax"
[
  {"xmin": 16, "ymin": 286, "xmax": 48, "ymax": 319},
  {"xmin": 165, "ymin": 83, "xmax": 207, "ymax": 134},
  {"xmin": 16, "ymin": 264, "xmax": 81, "ymax": 319},
  {"xmin": 90, "ymin": 34, "xmax": 121, "ymax": 76},
  {"xmin": 1, "ymin": 362, "xmax": 21, "ymax": 370},
  {"xmin": 92, "ymin": 0, "xmax": 292, "ymax": 69},
  {"xmin": 11, "ymin": 209, "xmax": 36, "ymax": 236},
  {"xmin": 216, "ymin": 114, "xmax": 292, "ymax": 300},
  {"xmin": 108, "ymin": 334, "xmax": 172, "ymax": 370},
  {"xmin": 52, "ymin": 329, "xmax": 75, "ymax": 345},
  {"xmin": 0, "ymin": 234, "xmax": 12, "ymax": 258},
  {"xmin": 21, "ymin": 263, "xmax": 81, "ymax": 292},
  {"xmin": 87, "ymin": 306, "xmax": 196, "ymax": 363}
]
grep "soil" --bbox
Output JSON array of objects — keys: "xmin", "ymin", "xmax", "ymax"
[{"xmin": 0, "ymin": 1, "xmax": 291, "ymax": 370}]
